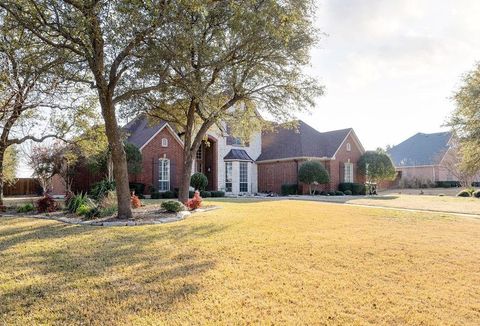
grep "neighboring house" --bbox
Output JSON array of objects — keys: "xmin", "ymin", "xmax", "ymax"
[
  {"xmin": 257, "ymin": 121, "xmax": 365, "ymax": 194},
  {"xmin": 125, "ymin": 115, "xmax": 261, "ymax": 195},
  {"xmin": 387, "ymin": 131, "xmax": 455, "ymax": 183}
]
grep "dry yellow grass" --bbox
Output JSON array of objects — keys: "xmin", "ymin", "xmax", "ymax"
[
  {"xmin": 310, "ymin": 194, "xmax": 480, "ymax": 215},
  {"xmin": 1, "ymin": 200, "xmax": 480, "ymax": 325}
]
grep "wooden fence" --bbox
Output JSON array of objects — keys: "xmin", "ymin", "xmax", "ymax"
[{"xmin": 4, "ymin": 178, "xmax": 41, "ymax": 196}]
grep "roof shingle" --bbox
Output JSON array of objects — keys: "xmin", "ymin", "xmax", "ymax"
[
  {"xmin": 123, "ymin": 115, "xmax": 167, "ymax": 148},
  {"xmin": 387, "ymin": 132, "xmax": 452, "ymax": 167},
  {"xmin": 257, "ymin": 121, "xmax": 352, "ymax": 161},
  {"xmin": 224, "ymin": 149, "xmax": 254, "ymax": 161}
]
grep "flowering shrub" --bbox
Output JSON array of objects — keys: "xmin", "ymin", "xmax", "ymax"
[
  {"xmin": 186, "ymin": 191, "xmax": 202, "ymax": 210},
  {"xmin": 131, "ymin": 195, "xmax": 142, "ymax": 208},
  {"xmin": 37, "ymin": 195, "xmax": 58, "ymax": 213}
]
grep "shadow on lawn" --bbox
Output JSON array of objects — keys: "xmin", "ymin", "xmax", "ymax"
[{"xmin": 0, "ymin": 219, "xmax": 226, "ymax": 322}]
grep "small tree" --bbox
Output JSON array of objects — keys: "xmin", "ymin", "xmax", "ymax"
[
  {"xmin": 28, "ymin": 145, "xmax": 59, "ymax": 195},
  {"xmin": 298, "ymin": 161, "xmax": 330, "ymax": 195},
  {"xmin": 357, "ymin": 150, "xmax": 396, "ymax": 184},
  {"xmin": 190, "ymin": 173, "xmax": 208, "ymax": 191}
]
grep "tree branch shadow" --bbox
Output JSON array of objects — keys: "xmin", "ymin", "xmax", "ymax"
[{"xmin": 0, "ymin": 220, "xmax": 227, "ymax": 323}]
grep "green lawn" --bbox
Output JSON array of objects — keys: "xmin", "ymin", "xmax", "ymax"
[{"xmin": 1, "ymin": 200, "xmax": 480, "ymax": 324}]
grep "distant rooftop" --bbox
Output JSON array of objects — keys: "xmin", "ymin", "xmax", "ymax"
[{"xmin": 387, "ymin": 131, "xmax": 452, "ymax": 167}]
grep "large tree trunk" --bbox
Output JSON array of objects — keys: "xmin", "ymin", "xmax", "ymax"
[
  {"xmin": 0, "ymin": 148, "xmax": 4, "ymax": 206},
  {"xmin": 178, "ymin": 150, "xmax": 194, "ymax": 204},
  {"xmin": 98, "ymin": 93, "xmax": 132, "ymax": 219}
]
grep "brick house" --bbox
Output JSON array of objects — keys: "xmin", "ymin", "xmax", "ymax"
[
  {"xmin": 124, "ymin": 115, "xmax": 261, "ymax": 195},
  {"xmin": 51, "ymin": 117, "xmax": 366, "ymax": 196},
  {"xmin": 257, "ymin": 121, "xmax": 365, "ymax": 194}
]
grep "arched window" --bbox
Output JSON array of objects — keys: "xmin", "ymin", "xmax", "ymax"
[
  {"xmin": 158, "ymin": 159, "xmax": 170, "ymax": 191},
  {"xmin": 346, "ymin": 142, "xmax": 351, "ymax": 152}
]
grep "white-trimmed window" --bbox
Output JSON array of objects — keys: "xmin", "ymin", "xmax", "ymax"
[
  {"xmin": 346, "ymin": 142, "xmax": 351, "ymax": 152},
  {"xmin": 344, "ymin": 163, "xmax": 354, "ymax": 183},
  {"xmin": 239, "ymin": 162, "xmax": 248, "ymax": 192},
  {"xmin": 158, "ymin": 159, "xmax": 170, "ymax": 191},
  {"xmin": 196, "ymin": 146, "xmax": 203, "ymax": 172},
  {"xmin": 161, "ymin": 138, "xmax": 168, "ymax": 147},
  {"xmin": 225, "ymin": 162, "xmax": 232, "ymax": 192}
]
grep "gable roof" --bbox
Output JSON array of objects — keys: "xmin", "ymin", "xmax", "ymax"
[
  {"xmin": 124, "ymin": 115, "xmax": 167, "ymax": 148},
  {"xmin": 387, "ymin": 131, "xmax": 452, "ymax": 167},
  {"xmin": 224, "ymin": 149, "xmax": 254, "ymax": 161},
  {"xmin": 123, "ymin": 115, "xmax": 183, "ymax": 150},
  {"xmin": 257, "ymin": 120, "xmax": 355, "ymax": 162}
]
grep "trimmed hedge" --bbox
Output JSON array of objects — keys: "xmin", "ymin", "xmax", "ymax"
[
  {"xmin": 151, "ymin": 191, "xmax": 161, "ymax": 199},
  {"xmin": 129, "ymin": 182, "xmax": 145, "ymax": 195},
  {"xmin": 435, "ymin": 181, "xmax": 461, "ymax": 188},
  {"xmin": 335, "ymin": 191, "xmax": 344, "ymax": 196},
  {"xmin": 210, "ymin": 191, "xmax": 225, "ymax": 197},
  {"xmin": 474, "ymin": 190, "xmax": 480, "ymax": 198},
  {"xmin": 163, "ymin": 191, "xmax": 175, "ymax": 199},
  {"xmin": 344, "ymin": 190, "xmax": 352, "ymax": 195},
  {"xmin": 338, "ymin": 182, "xmax": 366, "ymax": 195},
  {"xmin": 281, "ymin": 184, "xmax": 298, "ymax": 196},
  {"xmin": 151, "ymin": 189, "xmax": 223, "ymax": 199},
  {"xmin": 151, "ymin": 190, "xmax": 176, "ymax": 199}
]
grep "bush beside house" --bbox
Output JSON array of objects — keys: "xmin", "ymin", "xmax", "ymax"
[
  {"xmin": 298, "ymin": 161, "xmax": 330, "ymax": 195},
  {"xmin": 281, "ymin": 184, "xmax": 298, "ymax": 196},
  {"xmin": 338, "ymin": 182, "xmax": 366, "ymax": 195}
]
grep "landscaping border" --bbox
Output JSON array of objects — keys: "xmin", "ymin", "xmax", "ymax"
[{"xmin": 0, "ymin": 206, "xmax": 220, "ymax": 227}]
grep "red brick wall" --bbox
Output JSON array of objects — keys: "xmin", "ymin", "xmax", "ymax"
[
  {"xmin": 130, "ymin": 127, "xmax": 184, "ymax": 194},
  {"xmin": 330, "ymin": 133, "xmax": 365, "ymax": 188},
  {"xmin": 257, "ymin": 132, "xmax": 366, "ymax": 194},
  {"xmin": 257, "ymin": 160, "xmax": 302, "ymax": 194}
]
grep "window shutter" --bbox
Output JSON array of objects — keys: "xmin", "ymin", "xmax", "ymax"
[{"xmin": 170, "ymin": 159, "xmax": 176, "ymax": 189}]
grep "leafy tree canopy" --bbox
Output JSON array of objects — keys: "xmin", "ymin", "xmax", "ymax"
[
  {"xmin": 3, "ymin": 145, "xmax": 17, "ymax": 186},
  {"xmin": 449, "ymin": 63, "xmax": 480, "ymax": 176},
  {"xmin": 298, "ymin": 161, "xmax": 329, "ymax": 194},
  {"xmin": 127, "ymin": 0, "xmax": 323, "ymax": 202},
  {"xmin": 357, "ymin": 150, "xmax": 396, "ymax": 183}
]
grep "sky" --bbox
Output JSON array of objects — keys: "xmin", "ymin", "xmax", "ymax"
[
  {"xmin": 16, "ymin": 0, "xmax": 480, "ymax": 177},
  {"xmin": 299, "ymin": 0, "xmax": 480, "ymax": 150}
]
